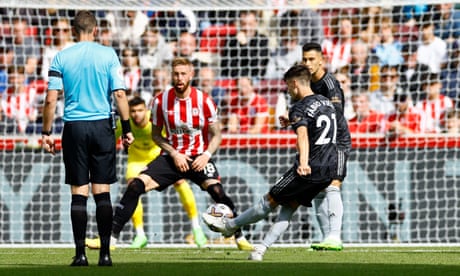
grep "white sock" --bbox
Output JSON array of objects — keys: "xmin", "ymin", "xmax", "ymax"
[
  {"xmin": 136, "ymin": 227, "xmax": 146, "ymax": 237},
  {"xmin": 191, "ymin": 217, "xmax": 200, "ymax": 230},
  {"xmin": 325, "ymin": 185, "xmax": 343, "ymax": 241},
  {"xmin": 110, "ymin": 236, "xmax": 117, "ymax": 246},
  {"xmin": 314, "ymin": 191, "xmax": 329, "ymax": 239},
  {"xmin": 231, "ymin": 195, "xmax": 274, "ymax": 229},
  {"xmin": 261, "ymin": 205, "xmax": 294, "ymax": 248}
]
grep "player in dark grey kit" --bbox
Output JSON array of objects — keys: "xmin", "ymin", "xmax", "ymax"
[
  {"xmin": 203, "ymin": 64, "xmax": 338, "ymax": 261},
  {"xmin": 302, "ymin": 42, "xmax": 352, "ymax": 251}
]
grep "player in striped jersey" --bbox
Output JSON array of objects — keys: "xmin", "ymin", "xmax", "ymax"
[
  {"xmin": 302, "ymin": 42, "xmax": 352, "ymax": 251},
  {"xmin": 85, "ymin": 96, "xmax": 208, "ymax": 249},
  {"xmin": 109, "ymin": 57, "xmax": 253, "ymax": 250}
]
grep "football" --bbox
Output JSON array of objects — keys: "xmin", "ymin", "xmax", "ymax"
[{"xmin": 206, "ymin": 203, "xmax": 234, "ymax": 219}]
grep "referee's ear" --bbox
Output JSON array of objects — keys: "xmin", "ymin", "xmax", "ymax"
[{"xmin": 92, "ymin": 26, "xmax": 97, "ymax": 38}]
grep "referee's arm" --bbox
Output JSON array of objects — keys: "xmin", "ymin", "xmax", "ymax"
[
  {"xmin": 42, "ymin": 89, "xmax": 59, "ymax": 134},
  {"xmin": 113, "ymin": 89, "xmax": 134, "ymax": 146},
  {"xmin": 41, "ymin": 89, "xmax": 59, "ymax": 154}
]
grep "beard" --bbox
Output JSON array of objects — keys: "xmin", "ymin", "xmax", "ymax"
[{"xmin": 174, "ymin": 80, "xmax": 191, "ymax": 94}]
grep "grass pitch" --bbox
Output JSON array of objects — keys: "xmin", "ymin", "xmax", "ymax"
[{"xmin": 0, "ymin": 246, "xmax": 459, "ymax": 276}]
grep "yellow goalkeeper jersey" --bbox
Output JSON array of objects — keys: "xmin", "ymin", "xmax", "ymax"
[{"xmin": 115, "ymin": 110, "xmax": 161, "ymax": 179}]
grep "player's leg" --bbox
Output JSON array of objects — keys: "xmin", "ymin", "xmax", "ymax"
[
  {"xmin": 203, "ymin": 194, "xmax": 277, "ymax": 236},
  {"xmin": 129, "ymin": 198, "xmax": 148, "ymax": 248},
  {"xmin": 92, "ymin": 184, "xmax": 113, "ymax": 266},
  {"xmin": 70, "ymin": 185, "xmax": 89, "ymax": 266},
  {"xmin": 248, "ymin": 204, "xmax": 297, "ymax": 261},
  {"xmin": 173, "ymin": 179, "xmax": 207, "ymax": 247},
  {"xmin": 311, "ymin": 150, "xmax": 347, "ymax": 251},
  {"xmin": 205, "ymin": 181, "xmax": 254, "ymax": 250},
  {"xmin": 312, "ymin": 191, "xmax": 330, "ymax": 240}
]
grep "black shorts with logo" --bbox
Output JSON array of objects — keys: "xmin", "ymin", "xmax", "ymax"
[
  {"xmin": 62, "ymin": 119, "xmax": 117, "ymax": 186},
  {"xmin": 140, "ymin": 154, "xmax": 220, "ymax": 191}
]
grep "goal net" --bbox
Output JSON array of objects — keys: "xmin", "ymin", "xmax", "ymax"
[{"xmin": 0, "ymin": 0, "xmax": 459, "ymax": 246}]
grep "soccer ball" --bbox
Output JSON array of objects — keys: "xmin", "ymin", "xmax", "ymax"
[{"xmin": 206, "ymin": 203, "xmax": 234, "ymax": 219}]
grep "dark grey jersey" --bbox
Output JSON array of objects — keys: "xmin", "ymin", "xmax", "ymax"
[
  {"xmin": 311, "ymin": 72, "xmax": 351, "ymax": 152},
  {"xmin": 289, "ymin": 94, "xmax": 338, "ymax": 182}
]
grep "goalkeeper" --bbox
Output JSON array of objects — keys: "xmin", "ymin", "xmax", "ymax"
[{"xmin": 86, "ymin": 96, "xmax": 207, "ymax": 249}]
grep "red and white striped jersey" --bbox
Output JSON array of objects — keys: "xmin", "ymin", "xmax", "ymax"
[
  {"xmin": 151, "ymin": 86, "xmax": 218, "ymax": 156},
  {"xmin": 2, "ymin": 86, "xmax": 37, "ymax": 132},
  {"xmin": 416, "ymin": 94, "xmax": 453, "ymax": 133}
]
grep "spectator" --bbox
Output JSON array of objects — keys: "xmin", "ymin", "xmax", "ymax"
[
  {"xmin": 321, "ymin": 10, "xmax": 355, "ymax": 73},
  {"xmin": 441, "ymin": 41, "xmax": 460, "ymax": 107},
  {"xmin": 197, "ymin": 66, "xmax": 227, "ymax": 108},
  {"xmin": 5, "ymin": 17, "xmax": 41, "ymax": 83},
  {"xmin": 138, "ymin": 23, "xmax": 173, "ymax": 71},
  {"xmin": 104, "ymin": 10, "xmax": 149, "ymax": 47},
  {"xmin": 0, "ymin": 46, "xmax": 14, "ymax": 96},
  {"xmin": 399, "ymin": 43, "xmax": 431, "ymax": 103},
  {"xmin": 416, "ymin": 73, "xmax": 454, "ymax": 133},
  {"xmin": 41, "ymin": 18, "xmax": 75, "ymax": 81},
  {"xmin": 382, "ymin": 92, "xmax": 423, "ymax": 137},
  {"xmin": 220, "ymin": 10, "xmax": 270, "ymax": 79},
  {"xmin": 347, "ymin": 39, "xmax": 377, "ymax": 91},
  {"xmin": 348, "ymin": 91, "xmax": 385, "ymax": 133},
  {"xmin": 25, "ymin": 94, "xmax": 63, "ymax": 134},
  {"xmin": 0, "ymin": 98, "xmax": 18, "ymax": 134},
  {"xmin": 121, "ymin": 47, "xmax": 142, "ymax": 98},
  {"xmin": 227, "ymin": 76, "xmax": 269, "ymax": 134},
  {"xmin": 3, "ymin": 66, "xmax": 37, "ymax": 133},
  {"xmin": 433, "ymin": 3, "xmax": 460, "ymax": 44},
  {"xmin": 372, "ymin": 17, "xmax": 404, "ymax": 66},
  {"xmin": 175, "ymin": 32, "xmax": 210, "ymax": 84},
  {"xmin": 369, "ymin": 65, "xmax": 402, "ymax": 115},
  {"xmin": 97, "ymin": 19, "xmax": 121, "ymax": 56},
  {"xmin": 441, "ymin": 108, "xmax": 460, "ymax": 134},
  {"xmin": 416, "ymin": 18, "xmax": 447, "ymax": 73},
  {"xmin": 264, "ymin": 27, "xmax": 302, "ymax": 80},
  {"xmin": 276, "ymin": 6, "xmax": 324, "ymax": 45},
  {"xmin": 355, "ymin": 6, "xmax": 382, "ymax": 49},
  {"xmin": 141, "ymin": 65, "xmax": 172, "ymax": 106},
  {"xmin": 334, "ymin": 70, "xmax": 355, "ymax": 120}
]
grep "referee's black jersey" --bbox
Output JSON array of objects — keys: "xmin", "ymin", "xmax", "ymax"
[
  {"xmin": 310, "ymin": 72, "xmax": 352, "ymax": 152},
  {"xmin": 289, "ymin": 94, "xmax": 338, "ymax": 182}
]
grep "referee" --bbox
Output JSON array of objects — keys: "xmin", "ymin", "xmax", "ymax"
[{"xmin": 41, "ymin": 10, "xmax": 134, "ymax": 266}]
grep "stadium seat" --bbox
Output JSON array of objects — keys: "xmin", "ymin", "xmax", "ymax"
[{"xmin": 199, "ymin": 24, "xmax": 237, "ymax": 53}]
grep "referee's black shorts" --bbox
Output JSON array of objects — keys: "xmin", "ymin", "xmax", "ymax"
[
  {"xmin": 62, "ymin": 119, "xmax": 117, "ymax": 186},
  {"xmin": 269, "ymin": 166, "xmax": 331, "ymax": 207}
]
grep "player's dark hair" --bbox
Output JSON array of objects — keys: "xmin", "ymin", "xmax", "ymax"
[
  {"xmin": 283, "ymin": 64, "xmax": 312, "ymax": 83},
  {"xmin": 73, "ymin": 10, "xmax": 97, "ymax": 35},
  {"xmin": 302, "ymin": 42, "xmax": 323, "ymax": 53},
  {"xmin": 128, "ymin": 96, "xmax": 146, "ymax": 107}
]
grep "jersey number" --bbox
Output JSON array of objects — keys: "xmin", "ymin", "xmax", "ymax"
[{"xmin": 315, "ymin": 114, "xmax": 337, "ymax": 145}]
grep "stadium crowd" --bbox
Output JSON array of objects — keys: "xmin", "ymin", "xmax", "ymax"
[{"xmin": 1, "ymin": 4, "xmax": 460, "ymax": 136}]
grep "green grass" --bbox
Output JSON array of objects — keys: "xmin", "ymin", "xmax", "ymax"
[{"xmin": 1, "ymin": 247, "xmax": 460, "ymax": 275}]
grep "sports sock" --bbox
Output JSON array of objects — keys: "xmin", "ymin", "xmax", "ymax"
[
  {"xmin": 174, "ymin": 180, "xmax": 199, "ymax": 225},
  {"xmin": 112, "ymin": 178, "xmax": 145, "ymax": 238},
  {"xmin": 326, "ymin": 185, "xmax": 343, "ymax": 240},
  {"xmin": 314, "ymin": 191, "xmax": 329, "ymax": 239},
  {"xmin": 132, "ymin": 199, "xmax": 145, "ymax": 237},
  {"xmin": 231, "ymin": 195, "xmax": 273, "ymax": 229},
  {"xmin": 206, "ymin": 183, "xmax": 236, "ymax": 214},
  {"xmin": 70, "ymin": 194, "xmax": 88, "ymax": 257},
  {"xmin": 261, "ymin": 205, "xmax": 294, "ymax": 248},
  {"xmin": 94, "ymin": 192, "xmax": 112, "ymax": 256}
]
